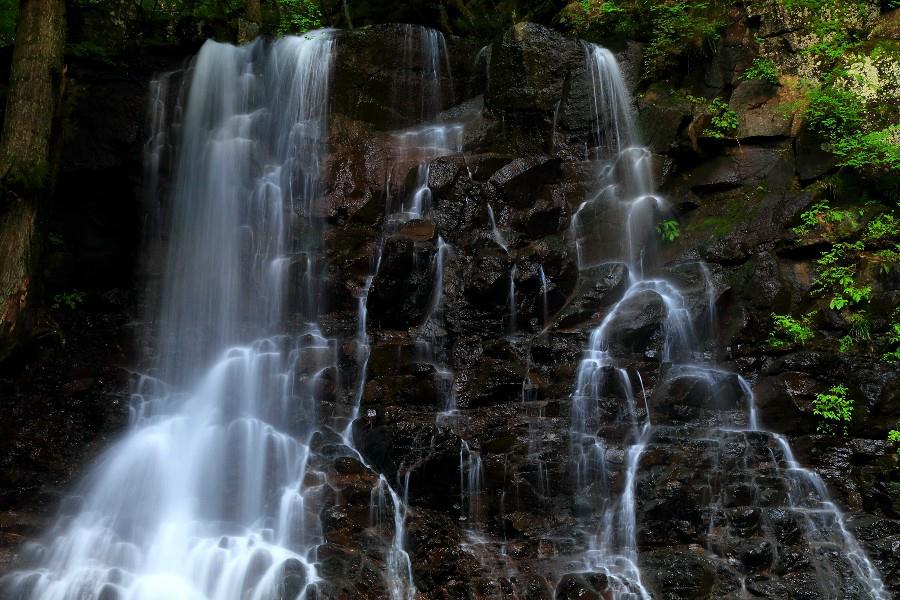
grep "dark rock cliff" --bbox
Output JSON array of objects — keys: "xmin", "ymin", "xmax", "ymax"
[{"xmin": 0, "ymin": 5, "xmax": 898, "ymax": 599}]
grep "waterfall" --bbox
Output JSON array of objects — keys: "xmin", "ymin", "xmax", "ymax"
[
  {"xmin": 421, "ymin": 237, "xmax": 456, "ymax": 415},
  {"xmin": 568, "ymin": 42, "xmax": 888, "ymax": 600},
  {"xmin": 388, "ymin": 25, "xmax": 463, "ymax": 222},
  {"xmin": 3, "ymin": 33, "xmax": 337, "ymax": 600},
  {"xmin": 506, "ymin": 265, "xmax": 518, "ymax": 335},
  {"xmin": 487, "ymin": 203, "xmax": 508, "ymax": 253},
  {"xmin": 459, "ymin": 441, "xmax": 484, "ymax": 526},
  {"xmin": 3, "ymin": 23, "xmax": 891, "ymax": 600},
  {"xmin": 369, "ymin": 475, "xmax": 416, "ymax": 600},
  {"xmin": 539, "ymin": 265, "xmax": 549, "ymax": 329}
]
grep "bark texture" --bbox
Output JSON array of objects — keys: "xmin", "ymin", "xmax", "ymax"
[{"xmin": 0, "ymin": 0, "xmax": 66, "ymax": 359}]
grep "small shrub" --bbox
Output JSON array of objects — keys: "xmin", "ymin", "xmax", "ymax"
[
  {"xmin": 874, "ymin": 245, "xmax": 900, "ymax": 274},
  {"xmin": 883, "ymin": 311, "xmax": 900, "ymax": 363},
  {"xmin": 805, "ymin": 85, "xmax": 864, "ymax": 140},
  {"xmin": 813, "ymin": 241, "xmax": 870, "ymax": 310},
  {"xmin": 888, "ymin": 429, "xmax": 900, "ymax": 453},
  {"xmin": 813, "ymin": 384, "xmax": 853, "ymax": 436},
  {"xmin": 706, "ymin": 98, "xmax": 739, "ymax": 138},
  {"xmin": 53, "ymin": 290, "xmax": 86, "ymax": 311},
  {"xmin": 834, "ymin": 126, "xmax": 900, "ymax": 172},
  {"xmin": 840, "ymin": 311, "xmax": 871, "ymax": 352},
  {"xmin": 792, "ymin": 200, "xmax": 860, "ymax": 236},
  {"xmin": 742, "ymin": 57, "xmax": 780, "ymax": 85},
  {"xmin": 863, "ymin": 212, "xmax": 897, "ymax": 243},
  {"xmin": 684, "ymin": 94, "xmax": 739, "ymax": 139},
  {"xmin": 656, "ymin": 218, "xmax": 680, "ymax": 242},
  {"xmin": 768, "ymin": 313, "xmax": 815, "ymax": 348}
]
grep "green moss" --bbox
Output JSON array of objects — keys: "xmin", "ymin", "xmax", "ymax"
[
  {"xmin": 685, "ymin": 194, "xmax": 755, "ymax": 238},
  {"xmin": 794, "ymin": 37, "xmax": 900, "ymax": 182},
  {"xmin": 778, "ymin": 0, "xmax": 873, "ymax": 60}
]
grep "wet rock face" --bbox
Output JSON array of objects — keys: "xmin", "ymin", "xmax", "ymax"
[
  {"xmin": 486, "ymin": 23, "xmax": 580, "ymax": 115},
  {"xmin": 3, "ymin": 15, "xmax": 899, "ymax": 600},
  {"xmin": 312, "ymin": 21, "xmax": 900, "ymax": 600}
]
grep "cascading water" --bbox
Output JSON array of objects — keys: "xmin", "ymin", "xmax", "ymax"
[
  {"xmin": 388, "ymin": 25, "xmax": 462, "ymax": 222},
  {"xmin": 487, "ymin": 203, "xmax": 509, "ymax": 253},
  {"xmin": 421, "ymin": 237, "xmax": 456, "ymax": 415},
  {"xmin": 459, "ymin": 441, "xmax": 485, "ymax": 526},
  {"xmin": 3, "ymin": 33, "xmax": 337, "ymax": 600},
  {"xmin": 3, "ymin": 22, "xmax": 892, "ymax": 600},
  {"xmin": 567, "ymin": 42, "xmax": 888, "ymax": 599},
  {"xmin": 507, "ymin": 265, "xmax": 518, "ymax": 335},
  {"xmin": 539, "ymin": 265, "xmax": 549, "ymax": 329}
]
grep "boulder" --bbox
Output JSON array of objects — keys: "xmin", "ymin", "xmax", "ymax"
[
  {"xmin": 729, "ymin": 80, "xmax": 798, "ymax": 139},
  {"xmin": 486, "ymin": 23, "xmax": 580, "ymax": 115}
]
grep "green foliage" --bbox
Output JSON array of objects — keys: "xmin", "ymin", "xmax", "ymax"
[
  {"xmin": 812, "ymin": 241, "xmax": 871, "ymax": 310},
  {"xmin": 742, "ymin": 57, "xmax": 780, "ymax": 85},
  {"xmin": 139, "ymin": 0, "xmax": 245, "ymax": 20},
  {"xmin": 790, "ymin": 200, "xmax": 900, "ymax": 358},
  {"xmin": 277, "ymin": 0, "xmax": 322, "ymax": 36},
  {"xmin": 792, "ymin": 200, "xmax": 860, "ymax": 236},
  {"xmin": 641, "ymin": 0, "xmax": 725, "ymax": 75},
  {"xmin": 800, "ymin": 44, "xmax": 900, "ymax": 175},
  {"xmin": 805, "ymin": 85, "xmax": 864, "ymax": 141},
  {"xmin": 559, "ymin": 0, "xmax": 726, "ymax": 75},
  {"xmin": 0, "ymin": 0, "xmax": 17, "ymax": 46},
  {"xmin": 883, "ymin": 311, "xmax": 900, "ymax": 363},
  {"xmin": 838, "ymin": 334, "xmax": 853, "ymax": 353},
  {"xmin": 656, "ymin": 218, "xmax": 680, "ymax": 242},
  {"xmin": 187, "ymin": 0, "xmax": 244, "ymax": 20},
  {"xmin": 839, "ymin": 311, "xmax": 871, "ymax": 352},
  {"xmin": 888, "ymin": 429, "xmax": 900, "ymax": 453},
  {"xmin": 812, "ymin": 384, "xmax": 854, "ymax": 436},
  {"xmin": 707, "ymin": 99, "xmax": 739, "ymax": 138},
  {"xmin": 768, "ymin": 313, "xmax": 815, "ymax": 349},
  {"xmin": 48, "ymin": 233, "xmax": 64, "ymax": 247},
  {"xmin": 53, "ymin": 290, "xmax": 87, "ymax": 311},
  {"xmin": 684, "ymin": 95, "xmax": 738, "ymax": 139},
  {"xmin": 833, "ymin": 126, "xmax": 900, "ymax": 172},
  {"xmin": 863, "ymin": 212, "xmax": 897, "ymax": 243},
  {"xmin": 874, "ymin": 245, "xmax": 900, "ymax": 274},
  {"xmin": 780, "ymin": 0, "xmax": 870, "ymax": 60}
]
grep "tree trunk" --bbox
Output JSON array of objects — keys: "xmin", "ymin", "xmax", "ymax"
[{"xmin": 0, "ymin": 0, "xmax": 66, "ymax": 360}]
